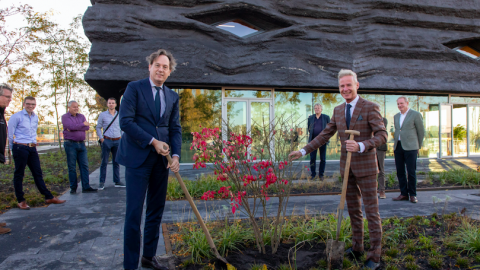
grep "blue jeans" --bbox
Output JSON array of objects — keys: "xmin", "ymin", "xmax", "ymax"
[
  {"xmin": 12, "ymin": 144, "xmax": 54, "ymax": 202},
  {"xmin": 64, "ymin": 141, "xmax": 91, "ymax": 191},
  {"xmin": 99, "ymin": 139, "xmax": 120, "ymax": 184}
]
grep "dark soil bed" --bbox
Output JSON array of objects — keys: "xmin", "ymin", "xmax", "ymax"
[{"xmin": 166, "ymin": 214, "xmax": 480, "ymax": 270}]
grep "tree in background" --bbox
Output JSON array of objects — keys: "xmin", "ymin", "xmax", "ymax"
[
  {"xmin": 0, "ymin": 3, "xmax": 49, "ymax": 70},
  {"xmin": 5, "ymin": 66, "xmax": 40, "ymax": 117}
]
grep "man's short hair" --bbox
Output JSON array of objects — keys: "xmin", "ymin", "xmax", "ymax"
[
  {"xmin": 397, "ymin": 96, "xmax": 409, "ymax": 103},
  {"xmin": 314, "ymin": 103, "xmax": 322, "ymax": 109},
  {"xmin": 338, "ymin": 69, "xmax": 358, "ymax": 83},
  {"xmin": 23, "ymin": 96, "xmax": 35, "ymax": 103},
  {"xmin": 107, "ymin": 97, "xmax": 117, "ymax": 103},
  {"xmin": 146, "ymin": 49, "xmax": 177, "ymax": 72},
  {"xmin": 0, "ymin": 84, "xmax": 13, "ymax": 96},
  {"xmin": 68, "ymin": 100, "xmax": 78, "ymax": 107}
]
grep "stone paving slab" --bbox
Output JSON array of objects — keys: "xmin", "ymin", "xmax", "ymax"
[{"xmin": 0, "ymin": 159, "xmax": 479, "ymax": 269}]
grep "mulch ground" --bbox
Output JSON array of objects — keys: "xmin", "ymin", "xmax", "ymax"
[{"xmin": 166, "ymin": 214, "xmax": 479, "ymax": 270}]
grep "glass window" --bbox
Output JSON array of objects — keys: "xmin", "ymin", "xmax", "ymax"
[
  {"xmin": 418, "ymin": 96, "xmax": 448, "ymax": 158},
  {"xmin": 175, "ymin": 88, "xmax": 222, "ymax": 163},
  {"xmin": 313, "ymin": 93, "xmax": 345, "ymax": 160},
  {"xmin": 275, "ymin": 91, "xmax": 312, "ymax": 160},
  {"xmin": 453, "ymin": 104, "xmax": 468, "ymax": 157},
  {"xmin": 469, "ymin": 106, "xmax": 480, "ymax": 155},
  {"xmin": 215, "ymin": 19, "xmax": 261, "ymax": 37},
  {"xmin": 450, "ymin": 96, "xmax": 480, "ymax": 104},
  {"xmin": 385, "ymin": 95, "xmax": 418, "ymax": 157},
  {"xmin": 225, "ymin": 89, "xmax": 271, "ymax": 98},
  {"xmin": 361, "ymin": 94, "xmax": 385, "ymax": 116}
]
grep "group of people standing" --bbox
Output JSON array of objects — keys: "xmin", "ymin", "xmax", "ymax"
[
  {"xmin": 0, "ymin": 47, "xmax": 426, "ymax": 270},
  {"xmin": 0, "ymin": 87, "xmax": 127, "ymax": 235},
  {"xmin": 307, "ymin": 94, "xmax": 425, "ymax": 203}
]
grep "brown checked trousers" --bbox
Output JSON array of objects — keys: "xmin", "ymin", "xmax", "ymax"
[{"xmin": 302, "ymin": 96, "xmax": 387, "ymax": 262}]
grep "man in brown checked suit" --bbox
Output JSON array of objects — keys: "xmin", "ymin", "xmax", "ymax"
[{"xmin": 289, "ymin": 69, "xmax": 387, "ymax": 270}]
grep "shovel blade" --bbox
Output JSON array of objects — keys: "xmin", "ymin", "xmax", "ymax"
[{"xmin": 326, "ymin": 239, "xmax": 345, "ymax": 270}]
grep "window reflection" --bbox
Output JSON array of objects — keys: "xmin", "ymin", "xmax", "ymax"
[
  {"xmin": 275, "ymin": 91, "xmax": 312, "ymax": 160},
  {"xmin": 225, "ymin": 90, "xmax": 271, "ymax": 98},
  {"xmin": 469, "ymin": 106, "xmax": 480, "ymax": 155},
  {"xmin": 175, "ymin": 88, "xmax": 222, "ymax": 163},
  {"xmin": 418, "ymin": 96, "xmax": 448, "ymax": 158}
]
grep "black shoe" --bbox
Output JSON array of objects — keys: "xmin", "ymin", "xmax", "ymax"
[
  {"xmin": 70, "ymin": 189, "xmax": 77, "ymax": 194},
  {"xmin": 363, "ymin": 259, "xmax": 380, "ymax": 269},
  {"xmin": 114, "ymin": 181, "xmax": 126, "ymax": 188},
  {"xmin": 141, "ymin": 256, "xmax": 168, "ymax": 270},
  {"xmin": 82, "ymin": 187, "xmax": 98, "ymax": 193},
  {"xmin": 346, "ymin": 247, "xmax": 364, "ymax": 261}
]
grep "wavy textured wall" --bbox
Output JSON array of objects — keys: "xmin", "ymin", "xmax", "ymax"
[{"xmin": 83, "ymin": 0, "xmax": 480, "ymax": 99}]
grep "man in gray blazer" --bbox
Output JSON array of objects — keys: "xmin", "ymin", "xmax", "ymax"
[{"xmin": 392, "ymin": 97, "xmax": 424, "ymax": 203}]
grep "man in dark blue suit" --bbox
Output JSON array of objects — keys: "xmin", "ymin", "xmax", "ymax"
[
  {"xmin": 307, "ymin": 103, "xmax": 330, "ymax": 179},
  {"xmin": 116, "ymin": 49, "xmax": 181, "ymax": 270}
]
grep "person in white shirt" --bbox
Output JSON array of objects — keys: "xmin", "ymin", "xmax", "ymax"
[{"xmin": 392, "ymin": 96, "xmax": 425, "ymax": 203}]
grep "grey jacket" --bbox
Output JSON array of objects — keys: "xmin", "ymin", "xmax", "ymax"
[{"xmin": 393, "ymin": 109, "xmax": 425, "ymax": 151}]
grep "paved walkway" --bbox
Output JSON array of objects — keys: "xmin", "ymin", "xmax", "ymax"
[{"xmin": 0, "ymin": 159, "xmax": 479, "ymax": 269}]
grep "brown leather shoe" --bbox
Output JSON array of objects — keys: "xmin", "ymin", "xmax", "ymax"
[
  {"xmin": 45, "ymin": 197, "xmax": 66, "ymax": 204},
  {"xmin": 141, "ymin": 256, "xmax": 169, "ymax": 270},
  {"xmin": 410, "ymin": 196, "xmax": 418, "ymax": 203},
  {"xmin": 379, "ymin": 190, "xmax": 386, "ymax": 199},
  {"xmin": 18, "ymin": 201, "xmax": 30, "ymax": 210},
  {"xmin": 0, "ymin": 222, "xmax": 6, "ymax": 227},
  {"xmin": 0, "ymin": 227, "xmax": 11, "ymax": 235},
  {"xmin": 392, "ymin": 195, "xmax": 409, "ymax": 201}
]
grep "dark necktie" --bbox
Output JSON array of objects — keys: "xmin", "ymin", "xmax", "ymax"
[
  {"xmin": 346, "ymin": 104, "xmax": 352, "ymax": 129},
  {"xmin": 154, "ymin": 86, "xmax": 161, "ymax": 121}
]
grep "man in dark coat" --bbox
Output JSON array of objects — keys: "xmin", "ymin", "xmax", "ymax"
[{"xmin": 307, "ymin": 103, "xmax": 330, "ymax": 179}]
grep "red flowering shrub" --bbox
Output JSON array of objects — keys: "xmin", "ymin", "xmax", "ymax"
[{"xmin": 190, "ymin": 118, "xmax": 303, "ymax": 254}]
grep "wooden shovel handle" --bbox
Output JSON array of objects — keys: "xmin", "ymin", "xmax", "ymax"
[
  {"xmin": 338, "ymin": 133, "xmax": 357, "ymax": 210},
  {"xmin": 164, "ymin": 150, "xmax": 223, "ymax": 259}
]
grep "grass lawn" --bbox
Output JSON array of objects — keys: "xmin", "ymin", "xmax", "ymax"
[{"xmin": 0, "ymin": 146, "xmax": 102, "ymax": 213}]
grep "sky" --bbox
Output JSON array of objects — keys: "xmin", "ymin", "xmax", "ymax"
[{"xmin": 2, "ymin": 0, "xmax": 92, "ymax": 36}]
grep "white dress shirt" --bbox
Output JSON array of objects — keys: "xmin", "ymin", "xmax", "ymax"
[
  {"xmin": 398, "ymin": 108, "xmax": 410, "ymax": 141},
  {"xmin": 300, "ymin": 95, "xmax": 365, "ymax": 156}
]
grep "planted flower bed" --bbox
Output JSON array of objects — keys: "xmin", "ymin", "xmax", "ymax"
[{"xmin": 165, "ymin": 212, "xmax": 480, "ymax": 270}]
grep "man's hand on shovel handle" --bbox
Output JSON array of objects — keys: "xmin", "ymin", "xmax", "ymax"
[
  {"xmin": 288, "ymin": 151, "xmax": 302, "ymax": 161},
  {"xmin": 152, "ymin": 139, "xmax": 170, "ymax": 155},
  {"xmin": 168, "ymin": 156, "xmax": 180, "ymax": 172},
  {"xmin": 346, "ymin": 140, "xmax": 360, "ymax": 152}
]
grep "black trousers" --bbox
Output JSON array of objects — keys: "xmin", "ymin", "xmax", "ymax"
[
  {"xmin": 394, "ymin": 141, "xmax": 418, "ymax": 197},
  {"xmin": 12, "ymin": 144, "xmax": 53, "ymax": 203},
  {"xmin": 310, "ymin": 144, "xmax": 327, "ymax": 177}
]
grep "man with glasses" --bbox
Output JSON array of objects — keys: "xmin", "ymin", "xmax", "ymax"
[
  {"xmin": 0, "ymin": 84, "xmax": 13, "ymax": 234},
  {"xmin": 8, "ymin": 97, "xmax": 66, "ymax": 210}
]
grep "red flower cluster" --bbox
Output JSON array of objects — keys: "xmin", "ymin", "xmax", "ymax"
[{"xmin": 200, "ymin": 190, "xmax": 216, "ymax": 200}]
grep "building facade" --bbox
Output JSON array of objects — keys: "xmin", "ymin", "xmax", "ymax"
[{"xmin": 84, "ymin": 0, "xmax": 480, "ymax": 163}]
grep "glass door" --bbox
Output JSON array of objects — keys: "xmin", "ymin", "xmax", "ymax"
[
  {"xmin": 469, "ymin": 105, "xmax": 480, "ymax": 156},
  {"xmin": 223, "ymin": 97, "xmax": 273, "ymax": 159},
  {"xmin": 439, "ymin": 104, "xmax": 453, "ymax": 157},
  {"xmin": 452, "ymin": 105, "xmax": 467, "ymax": 157}
]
